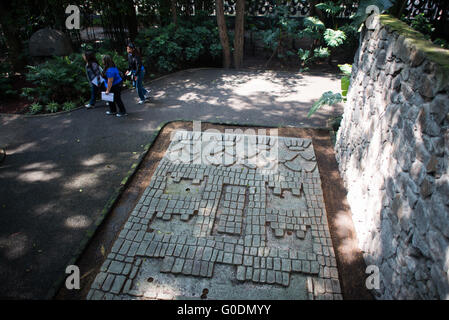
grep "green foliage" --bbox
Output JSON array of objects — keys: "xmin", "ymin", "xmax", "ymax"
[
  {"xmin": 259, "ymin": 5, "xmax": 303, "ymax": 62},
  {"xmin": 22, "ymin": 55, "xmax": 89, "ymax": 105},
  {"xmin": 313, "ymin": 47, "xmax": 331, "ymax": 59},
  {"xmin": 307, "ymin": 91, "xmax": 343, "ymax": 117},
  {"xmin": 315, "ymin": 2, "xmax": 344, "ymax": 17},
  {"xmin": 409, "ymin": 13, "xmax": 434, "ymax": 37},
  {"xmin": 434, "ymin": 38, "xmax": 449, "ymax": 49},
  {"xmin": 96, "ymin": 50, "xmax": 128, "ymax": 72},
  {"xmin": 308, "ymin": 64, "xmax": 352, "ymax": 117},
  {"xmin": 45, "ymin": 101, "xmax": 60, "ymax": 113},
  {"xmin": 28, "ymin": 102, "xmax": 43, "ymax": 115},
  {"xmin": 62, "ymin": 101, "xmax": 77, "ymax": 112},
  {"xmin": 324, "ymin": 29, "xmax": 347, "ymax": 47},
  {"xmin": 402, "ymin": 13, "xmax": 434, "ymax": 40},
  {"xmin": 135, "ymin": 18, "xmax": 221, "ymax": 73},
  {"xmin": 338, "ymin": 63, "xmax": 352, "ymax": 77},
  {"xmin": 338, "ymin": 23, "xmax": 360, "ymax": 49},
  {"xmin": 300, "ymin": 17, "xmax": 326, "ymax": 40},
  {"xmin": 0, "ymin": 62, "xmax": 17, "ymax": 98}
]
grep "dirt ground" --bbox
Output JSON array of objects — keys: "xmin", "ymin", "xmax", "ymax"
[{"xmin": 55, "ymin": 121, "xmax": 373, "ymax": 300}]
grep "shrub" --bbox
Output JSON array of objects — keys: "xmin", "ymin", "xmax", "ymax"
[
  {"xmin": 46, "ymin": 101, "xmax": 60, "ymax": 113},
  {"xmin": 96, "ymin": 50, "xmax": 128, "ymax": 73},
  {"xmin": 22, "ymin": 55, "xmax": 89, "ymax": 105},
  {"xmin": 29, "ymin": 102, "xmax": 43, "ymax": 115},
  {"xmin": 434, "ymin": 38, "xmax": 449, "ymax": 49},
  {"xmin": 62, "ymin": 101, "xmax": 77, "ymax": 111},
  {"xmin": 0, "ymin": 62, "xmax": 17, "ymax": 99},
  {"xmin": 135, "ymin": 18, "xmax": 222, "ymax": 73}
]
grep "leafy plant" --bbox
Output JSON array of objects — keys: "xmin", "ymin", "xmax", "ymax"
[
  {"xmin": 308, "ymin": 64, "xmax": 352, "ymax": 117},
  {"xmin": 401, "ymin": 13, "xmax": 435, "ymax": 40},
  {"xmin": 96, "ymin": 50, "xmax": 128, "ymax": 73},
  {"xmin": 315, "ymin": 1, "xmax": 344, "ymax": 28},
  {"xmin": 315, "ymin": 2, "xmax": 344, "ymax": 17},
  {"xmin": 29, "ymin": 102, "xmax": 43, "ymax": 115},
  {"xmin": 259, "ymin": 5, "xmax": 303, "ymax": 65},
  {"xmin": 22, "ymin": 55, "xmax": 89, "ymax": 105},
  {"xmin": 45, "ymin": 102, "xmax": 60, "ymax": 113},
  {"xmin": 314, "ymin": 46, "xmax": 331, "ymax": 59},
  {"xmin": 62, "ymin": 101, "xmax": 77, "ymax": 112},
  {"xmin": 324, "ymin": 29, "xmax": 347, "ymax": 47},
  {"xmin": 135, "ymin": 18, "xmax": 222, "ymax": 73},
  {"xmin": 409, "ymin": 13, "xmax": 434, "ymax": 38},
  {"xmin": 0, "ymin": 62, "xmax": 17, "ymax": 98},
  {"xmin": 434, "ymin": 38, "xmax": 449, "ymax": 49},
  {"xmin": 308, "ymin": 91, "xmax": 343, "ymax": 117}
]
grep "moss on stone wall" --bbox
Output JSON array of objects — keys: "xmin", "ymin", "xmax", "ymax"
[{"xmin": 379, "ymin": 15, "xmax": 449, "ymax": 71}]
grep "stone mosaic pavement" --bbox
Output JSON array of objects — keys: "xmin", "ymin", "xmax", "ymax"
[{"xmin": 87, "ymin": 130, "xmax": 342, "ymax": 300}]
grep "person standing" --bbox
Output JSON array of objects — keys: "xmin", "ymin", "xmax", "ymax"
[
  {"xmin": 83, "ymin": 51, "xmax": 105, "ymax": 108},
  {"xmin": 102, "ymin": 55, "xmax": 128, "ymax": 117},
  {"xmin": 126, "ymin": 43, "xmax": 150, "ymax": 104}
]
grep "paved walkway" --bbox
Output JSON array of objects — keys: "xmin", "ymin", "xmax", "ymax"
[{"xmin": 0, "ymin": 68, "xmax": 342, "ymax": 299}]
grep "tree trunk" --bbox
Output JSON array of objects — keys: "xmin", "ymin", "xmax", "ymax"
[
  {"xmin": 0, "ymin": 2, "xmax": 25, "ymax": 72},
  {"xmin": 216, "ymin": 0, "xmax": 231, "ymax": 69},
  {"xmin": 233, "ymin": 0, "xmax": 245, "ymax": 69},
  {"xmin": 309, "ymin": 0, "xmax": 326, "ymax": 21},
  {"xmin": 171, "ymin": 0, "xmax": 177, "ymax": 26},
  {"xmin": 390, "ymin": 0, "xmax": 408, "ymax": 18},
  {"xmin": 126, "ymin": 0, "xmax": 138, "ymax": 41}
]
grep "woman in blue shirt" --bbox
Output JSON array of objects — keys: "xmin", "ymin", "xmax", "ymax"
[
  {"xmin": 126, "ymin": 43, "xmax": 150, "ymax": 104},
  {"xmin": 102, "ymin": 55, "xmax": 128, "ymax": 117}
]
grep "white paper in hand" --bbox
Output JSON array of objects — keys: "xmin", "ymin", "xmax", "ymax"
[
  {"xmin": 92, "ymin": 77, "xmax": 106, "ymax": 87},
  {"xmin": 101, "ymin": 92, "xmax": 114, "ymax": 102}
]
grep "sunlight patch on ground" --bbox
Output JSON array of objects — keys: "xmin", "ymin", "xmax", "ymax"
[
  {"xmin": 17, "ymin": 170, "xmax": 62, "ymax": 183},
  {"xmin": 65, "ymin": 215, "xmax": 92, "ymax": 229},
  {"xmin": 81, "ymin": 154, "xmax": 106, "ymax": 167},
  {"xmin": 7, "ymin": 142, "xmax": 38, "ymax": 155},
  {"xmin": 0, "ymin": 232, "xmax": 28, "ymax": 260}
]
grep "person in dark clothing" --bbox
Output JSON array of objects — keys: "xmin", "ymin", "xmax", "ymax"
[
  {"xmin": 83, "ymin": 51, "xmax": 105, "ymax": 108},
  {"xmin": 126, "ymin": 43, "xmax": 150, "ymax": 104},
  {"xmin": 102, "ymin": 55, "xmax": 128, "ymax": 117}
]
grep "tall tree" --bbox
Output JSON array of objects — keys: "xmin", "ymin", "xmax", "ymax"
[
  {"xmin": 171, "ymin": 0, "xmax": 177, "ymax": 26},
  {"xmin": 216, "ymin": 0, "xmax": 231, "ymax": 68},
  {"xmin": 0, "ymin": 1, "xmax": 27, "ymax": 71},
  {"xmin": 233, "ymin": 0, "xmax": 245, "ymax": 69},
  {"xmin": 126, "ymin": 0, "xmax": 138, "ymax": 41}
]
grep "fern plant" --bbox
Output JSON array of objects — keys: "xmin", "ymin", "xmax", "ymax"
[
  {"xmin": 29, "ymin": 103, "xmax": 43, "ymax": 115},
  {"xmin": 62, "ymin": 101, "xmax": 77, "ymax": 112},
  {"xmin": 46, "ymin": 102, "xmax": 60, "ymax": 113}
]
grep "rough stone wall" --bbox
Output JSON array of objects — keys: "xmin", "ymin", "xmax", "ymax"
[{"xmin": 335, "ymin": 15, "xmax": 449, "ymax": 299}]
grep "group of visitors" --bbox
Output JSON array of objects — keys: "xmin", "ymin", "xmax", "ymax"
[{"xmin": 82, "ymin": 43, "xmax": 150, "ymax": 117}]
